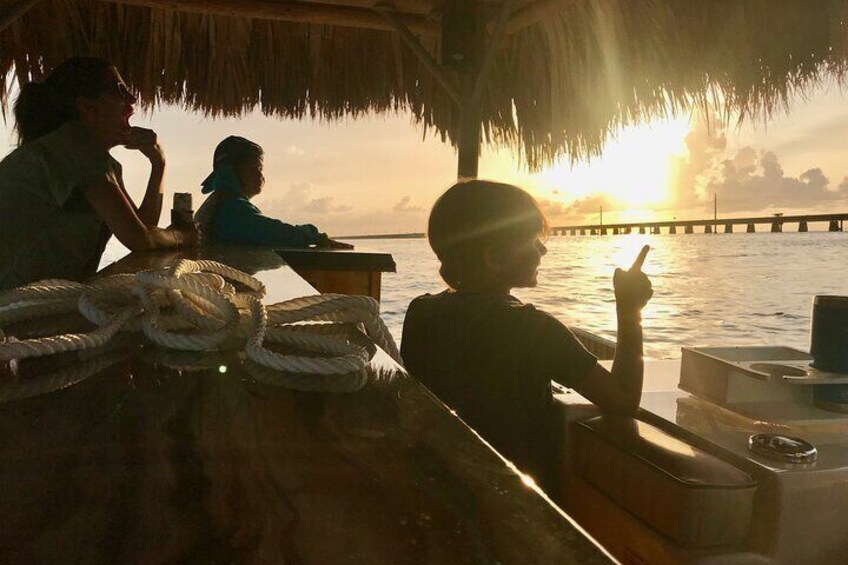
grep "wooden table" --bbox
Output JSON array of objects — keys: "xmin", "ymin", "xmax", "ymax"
[{"xmin": 0, "ymin": 249, "xmax": 610, "ymax": 564}]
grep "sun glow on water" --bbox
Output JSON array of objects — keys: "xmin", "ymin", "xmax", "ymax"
[{"xmin": 533, "ymin": 116, "xmax": 692, "ymax": 209}]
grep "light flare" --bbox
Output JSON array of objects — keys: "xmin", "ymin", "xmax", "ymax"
[{"xmin": 533, "ymin": 116, "xmax": 692, "ymax": 209}]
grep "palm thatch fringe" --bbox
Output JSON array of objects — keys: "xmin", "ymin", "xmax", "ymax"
[{"xmin": 2, "ymin": 0, "xmax": 847, "ymax": 170}]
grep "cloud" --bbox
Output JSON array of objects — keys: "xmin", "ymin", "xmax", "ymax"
[
  {"xmin": 283, "ymin": 145, "xmax": 305, "ymax": 157},
  {"xmin": 562, "ymin": 193, "xmax": 616, "ymax": 216},
  {"xmin": 392, "ymin": 196, "xmax": 423, "ymax": 213},
  {"xmin": 261, "ymin": 182, "xmax": 352, "ymax": 222},
  {"xmin": 668, "ymin": 117, "xmax": 728, "ymax": 207},
  {"xmin": 668, "ymin": 116, "xmax": 848, "ymax": 213},
  {"xmin": 302, "ymin": 196, "xmax": 351, "ymax": 214},
  {"xmin": 258, "ymin": 182, "xmax": 431, "ymax": 234},
  {"xmin": 706, "ymin": 152, "xmax": 844, "ymax": 213},
  {"xmin": 839, "ymin": 177, "xmax": 848, "ymax": 196}
]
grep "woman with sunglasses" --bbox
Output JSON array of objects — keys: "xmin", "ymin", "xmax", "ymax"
[{"xmin": 0, "ymin": 57, "xmax": 199, "ymax": 291}]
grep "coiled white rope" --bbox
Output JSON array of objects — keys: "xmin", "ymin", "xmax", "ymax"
[{"xmin": 0, "ymin": 260, "xmax": 401, "ymax": 387}]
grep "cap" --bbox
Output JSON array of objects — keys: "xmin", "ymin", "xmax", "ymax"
[{"xmin": 201, "ymin": 136, "xmax": 263, "ymax": 189}]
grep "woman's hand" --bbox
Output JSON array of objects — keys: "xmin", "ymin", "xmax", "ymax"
[
  {"xmin": 613, "ymin": 245, "xmax": 653, "ymax": 316},
  {"xmin": 123, "ymin": 127, "xmax": 164, "ymax": 167}
]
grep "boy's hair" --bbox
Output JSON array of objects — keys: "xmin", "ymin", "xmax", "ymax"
[{"xmin": 427, "ymin": 180, "xmax": 549, "ymax": 289}]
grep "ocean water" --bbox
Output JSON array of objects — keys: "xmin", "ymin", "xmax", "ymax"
[
  {"xmin": 101, "ymin": 233, "xmax": 847, "ymax": 359},
  {"xmin": 356, "ymin": 233, "xmax": 848, "ymax": 359}
]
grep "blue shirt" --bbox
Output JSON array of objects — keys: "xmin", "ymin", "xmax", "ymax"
[{"xmin": 196, "ymin": 193, "xmax": 321, "ymax": 247}]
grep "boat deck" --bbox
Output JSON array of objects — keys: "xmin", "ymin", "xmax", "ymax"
[{"xmin": 0, "ymin": 247, "xmax": 610, "ymax": 564}]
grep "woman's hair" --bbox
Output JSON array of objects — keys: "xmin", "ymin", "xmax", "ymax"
[
  {"xmin": 212, "ymin": 136, "xmax": 264, "ymax": 171},
  {"xmin": 427, "ymin": 180, "xmax": 549, "ymax": 289},
  {"xmin": 13, "ymin": 57, "xmax": 114, "ymax": 145}
]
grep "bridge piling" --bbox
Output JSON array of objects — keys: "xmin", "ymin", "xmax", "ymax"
[{"xmin": 554, "ymin": 212, "xmax": 847, "ymax": 237}]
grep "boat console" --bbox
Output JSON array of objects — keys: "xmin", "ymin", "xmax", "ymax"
[{"xmin": 557, "ymin": 346, "xmax": 848, "ymax": 564}]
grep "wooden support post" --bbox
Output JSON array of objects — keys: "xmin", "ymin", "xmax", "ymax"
[
  {"xmin": 600, "ymin": 227, "xmax": 607, "ymax": 235},
  {"xmin": 747, "ymin": 223, "xmax": 756, "ymax": 233},
  {"xmin": 771, "ymin": 221, "xmax": 782, "ymax": 233},
  {"xmin": 704, "ymin": 224, "xmax": 712, "ymax": 234},
  {"xmin": 590, "ymin": 228, "xmax": 597, "ymax": 235},
  {"xmin": 580, "ymin": 228, "xmax": 586, "ymax": 235},
  {"xmin": 612, "ymin": 227, "xmax": 619, "ymax": 235},
  {"xmin": 456, "ymin": 0, "xmax": 514, "ymax": 180},
  {"xmin": 829, "ymin": 220, "xmax": 840, "ymax": 232},
  {"xmin": 457, "ymin": 98, "xmax": 481, "ymax": 179},
  {"xmin": 669, "ymin": 226, "xmax": 676, "ymax": 234},
  {"xmin": 685, "ymin": 226, "xmax": 694, "ymax": 234},
  {"xmin": 799, "ymin": 220, "xmax": 808, "ymax": 232},
  {"xmin": 651, "ymin": 226, "xmax": 660, "ymax": 234},
  {"xmin": 724, "ymin": 223, "xmax": 733, "ymax": 233},
  {"xmin": 624, "ymin": 227, "xmax": 631, "ymax": 234},
  {"xmin": 639, "ymin": 226, "xmax": 646, "ymax": 234},
  {"xmin": 1, "ymin": 0, "xmax": 42, "ymax": 32},
  {"xmin": 570, "ymin": 229, "xmax": 576, "ymax": 236}
]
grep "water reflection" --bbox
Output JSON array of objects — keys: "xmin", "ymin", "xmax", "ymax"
[{"xmin": 366, "ymin": 233, "xmax": 848, "ymax": 358}]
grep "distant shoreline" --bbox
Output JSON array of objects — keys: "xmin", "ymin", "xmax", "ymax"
[{"xmin": 337, "ymin": 233, "xmax": 426, "ymax": 240}]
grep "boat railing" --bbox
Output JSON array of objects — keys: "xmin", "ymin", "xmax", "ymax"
[{"xmin": 570, "ymin": 327, "xmax": 617, "ymax": 360}]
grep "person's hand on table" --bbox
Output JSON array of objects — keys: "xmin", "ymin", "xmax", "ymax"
[
  {"xmin": 316, "ymin": 233, "xmax": 354, "ymax": 250},
  {"xmin": 613, "ymin": 245, "xmax": 653, "ymax": 318}
]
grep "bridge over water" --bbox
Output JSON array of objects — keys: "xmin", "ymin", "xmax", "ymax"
[{"xmin": 552, "ymin": 213, "xmax": 847, "ymax": 236}]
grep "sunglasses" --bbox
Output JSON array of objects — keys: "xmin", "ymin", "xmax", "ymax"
[{"xmin": 100, "ymin": 81, "xmax": 138, "ymax": 103}]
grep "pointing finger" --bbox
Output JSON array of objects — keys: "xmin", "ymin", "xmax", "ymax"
[{"xmin": 630, "ymin": 245, "xmax": 650, "ymax": 272}]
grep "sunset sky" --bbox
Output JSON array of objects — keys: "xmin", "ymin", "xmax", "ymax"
[{"xmin": 2, "ymin": 81, "xmax": 847, "ymax": 236}]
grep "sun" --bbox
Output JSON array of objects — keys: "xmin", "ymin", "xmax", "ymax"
[{"xmin": 533, "ymin": 116, "xmax": 691, "ymax": 209}]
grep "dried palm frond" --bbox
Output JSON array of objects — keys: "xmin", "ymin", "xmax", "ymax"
[{"xmin": 2, "ymin": 0, "xmax": 847, "ymax": 170}]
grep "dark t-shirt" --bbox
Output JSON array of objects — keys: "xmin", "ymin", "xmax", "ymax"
[
  {"xmin": 0, "ymin": 121, "xmax": 118, "ymax": 290},
  {"xmin": 401, "ymin": 290, "xmax": 597, "ymax": 491}
]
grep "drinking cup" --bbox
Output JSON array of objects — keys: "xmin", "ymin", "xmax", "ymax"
[{"xmin": 810, "ymin": 295, "xmax": 848, "ymax": 374}]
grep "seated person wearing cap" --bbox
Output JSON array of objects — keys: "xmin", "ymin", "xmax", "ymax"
[{"xmin": 196, "ymin": 136, "xmax": 351, "ymax": 249}]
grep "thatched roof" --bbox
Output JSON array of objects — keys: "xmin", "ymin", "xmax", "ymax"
[{"xmin": 2, "ymin": 0, "xmax": 848, "ymax": 170}]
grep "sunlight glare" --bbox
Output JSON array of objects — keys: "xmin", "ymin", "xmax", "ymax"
[
  {"xmin": 534, "ymin": 117, "xmax": 691, "ymax": 208},
  {"xmin": 611, "ymin": 234, "xmax": 654, "ymax": 272}
]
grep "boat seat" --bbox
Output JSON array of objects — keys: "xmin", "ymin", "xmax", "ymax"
[{"xmin": 571, "ymin": 415, "xmax": 757, "ymax": 548}]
